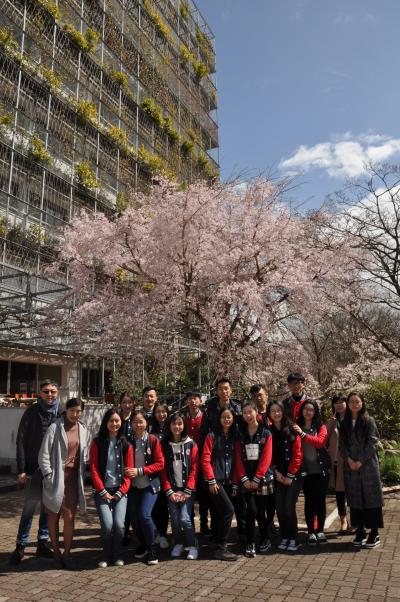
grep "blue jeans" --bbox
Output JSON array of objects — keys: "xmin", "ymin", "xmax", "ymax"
[
  {"xmin": 94, "ymin": 492, "xmax": 127, "ymax": 561},
  {"xmin": 17, "ymin": 469, "xmax": 49, "ymax": 545},
  {"xmin": 168, "ymin": 495, "xmax": 196, "ymax": 547},
  {"xmin": 129, "ymin": 486, "xmax": 157, "ymax": 548}
]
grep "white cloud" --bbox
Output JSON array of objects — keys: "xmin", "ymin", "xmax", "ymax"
[{"xmin": 279, "ymin": 133, "xmax": 400, "ymax": 179}]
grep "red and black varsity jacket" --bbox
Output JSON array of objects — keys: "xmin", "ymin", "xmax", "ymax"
[
  {"xmin": 131, "ymin": 433, "xmax": 165, "ymax": 494},
  {"xmin": 89, "ymin": 436, "xmax": 133, "ymax": 499},
  {"xmin": 233, "ymin": 425, "xmax": 273, "ymax": 487},
  {"xmin": 299, "ymin": 424, "xmax": 331, "ymax": 475},
  {"xmin": 271, "ymin": 426, "xmax": 303, "ymax": 480},
  {"xmin": 161, "ymin": 437, "xmax": 199, "ymax": 496}
]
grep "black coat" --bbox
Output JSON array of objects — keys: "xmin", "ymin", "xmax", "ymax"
[
  {"xmin": 16, "ymin": 402, "xmax": 61, "ymax": 475},
  {"xmin": 200, "ymin": 396, "xmax": 242, "ymax": 445}
]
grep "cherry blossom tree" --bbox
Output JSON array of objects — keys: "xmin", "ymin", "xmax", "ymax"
[{"xmin": 48, "ymin": 177, "xmax": 356, "ymax": 385}]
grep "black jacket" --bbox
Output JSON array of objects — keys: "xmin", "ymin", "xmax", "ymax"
[
  {"xmin": 16, "ymin": 402, "xmax": 61, "ymax": 475},
  {"xmin": 200, "ymin": 396, "xmax": 242, "ymax": 446}
]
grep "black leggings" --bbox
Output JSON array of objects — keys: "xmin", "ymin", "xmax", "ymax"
[
  {"xmin": 275, "ymin": 477, "xmax": 303, "ymax": 540},
  {"xmin": 303, "ymin": 473, "xmax": 329, "ymax": 533},
  {"xmin": 207, "ymin": 482, "xmax": 235, "ymax": 546},
  {"xmin": 152, "ymin": 491, "xmax": 169, "ymax": 537},
  {"xmin": 242, "ymin": 493, "xmax": 271, "ymax": 544}
]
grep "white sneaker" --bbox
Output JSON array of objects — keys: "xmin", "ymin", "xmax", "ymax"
[
  {"xmin": 159, "ymin": 536, "xmax": 169, "ymax": 549},
  {"xmin": 97, "ymin": 560, "xmax": 108, "ymax": 568},
  {"xmin": 287, "ymin": 539, "xmax": 299, "ymax": 552},
  {"xmin": 171, "ymin": 543, "xmax": 183, "ymax": 558},
  {"xmin": 186, "ymin": 546, "xmax": 198, "ymax": 560}
]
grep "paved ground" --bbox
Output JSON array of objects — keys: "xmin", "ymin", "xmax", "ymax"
[{"xmin": 0, "ymin": 489, "xmax": 399, "ymax": 602}]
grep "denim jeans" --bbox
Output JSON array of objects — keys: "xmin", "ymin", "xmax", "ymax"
[
  {"xmin": 94, "ymin": 492, "xmax": 127, "ymax": 561},
  {"xmin": 168, "ymin": 495, "xmax": 196, "ymax": 547},
  {"xmin": 129, "ymin": 486, "xmax": 157, "ymax": 548},
  {"xmin": 16, "ymin": 469, "xmax": 49, "ymax": 545}
]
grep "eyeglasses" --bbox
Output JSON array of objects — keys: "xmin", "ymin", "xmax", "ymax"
[{"xmin": 42, "ymin": 390, "xmax": 58, "ymax": 395}]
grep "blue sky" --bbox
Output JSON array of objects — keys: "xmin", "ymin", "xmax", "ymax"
[{"xmin": 196, "ymin": 0, "xmax": 400, "ymax": 207}]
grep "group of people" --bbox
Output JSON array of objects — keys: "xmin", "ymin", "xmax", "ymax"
[{"xmin": 9, "ymin": 373, "xmax": 384, "ymax": 570}]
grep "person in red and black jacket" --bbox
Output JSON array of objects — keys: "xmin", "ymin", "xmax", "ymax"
[
  {"xmin": 89, "ymin": 408, "xmax": 133, "ymax": 568},
  {"xmin": 282, "ymin": 373, "xmax": 311, "ymax": 422},
  {"xmin": 267, "ymin": 400, "xmax": 303, "ymax": 553},
  {"xmin": 124, "ymin": 409, "xmax": 164, "ymax": 566},
  {"xmin": 293, "ymin": 400, "xmax": 331, "ymax": 545},
  {"xmin": 233, "ymin": 401, "xmax": 274, "ymax": 558},
  {"xmin": 151, "ymin": 402, "xmax": 171, "ymax": 550},
  {"xmin": 201, "ymin": 407, "xmax": 239, "ymax": 561},
  {"xmin": 184, "ymin": 391, "xmax": 211, "ymax": 536},
  {"xmin": 161, "ymin": 412, "xmax": 199, "ymax": 560}
]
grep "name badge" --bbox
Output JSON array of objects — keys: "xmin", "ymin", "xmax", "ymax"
[{"xmin": 245, "ymin": 443, "xmax": 259, "ymax": 461}]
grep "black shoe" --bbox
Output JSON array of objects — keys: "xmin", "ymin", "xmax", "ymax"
[
  {"xmin": 62, "ymin": 552, "xmax": 76, "ymax": 570},
  {"xmin": 134, "ymin": 544, "xmax": 148, "ymax": 559},
  {"xmin": 365, "ymin": 533, "xmax": 380, "ymax": 549},
  {"xmin": 146, "ymin": 547, "xmax": 158, "ymax": 565},
  {"xmin": 36, "ymin": 540, "xmax": 54, "ymax": 559},
  {"xmin": 352, "ymin": 531, "xmax": 367, "ymax": 547},
  {"xmin": 122, "ymin": 534, "xmax": 131, "ymax": 546},
  {"xmin": 214, "ymin": 546, "xmax": 238, "ymax": 561},
  {"xmin": 200, "ymin": 524, "xmax": 211, "ymax": 536},
  {"xmin": 9, "ymin": 544, "xmax": 25, "ymax": 565}
]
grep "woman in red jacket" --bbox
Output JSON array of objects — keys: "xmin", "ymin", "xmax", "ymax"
[
  {"xmin": 89, "ymin": 408, "xmax": 133, "ymax": 568},
  {"xmin": 201, "ymin": 407, "xmax": 238, "ymax": 561},
  {"xmin": 234, "ymin": 401, "xmax": 274, "ymax": 558},
  {"xmin": 124, "ymin": 409, "xmax": 164, "ymax": 566},
  {"xmin": 267, "ymin": 400, "xmax": 303, "ymax": 553},
  {"xmin": 161, "ymin": 412, "xmax": 199, "ymax": 560},
  {"xmin": 293, "ymin": 400, "xmax": 331, "ymax": 545}
]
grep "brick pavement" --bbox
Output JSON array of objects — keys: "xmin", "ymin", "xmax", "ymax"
[{"xmin": 0, "ymin": 490, "xmax": 399, "ymax": 602}]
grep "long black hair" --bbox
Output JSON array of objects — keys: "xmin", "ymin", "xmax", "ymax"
[
  {"xmin": 340, "ymin": 391, "xmax": 370, "ymax": 445},
  {"xmin": 165, "ymin": 411, "xmax": 188, "ymax": 443},
  {"xmin": 214, "ymin": 406, "xmax": 236, "ymax": 437},
  {"xmin": 267, "ymin": 400, "xmax": 294, "ymax": 439},
  {"xmin": 152, "ymin": 402, "xmax": 170, "ymax": 434},
  {"xmin": 297, "ymin": 399, "xmax": 323, "ymax": 430},
  {"xmin": 97, "ymin": 407, "xmax": 122, "ymax": 439}
]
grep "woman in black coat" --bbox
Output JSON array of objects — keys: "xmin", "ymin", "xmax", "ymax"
[{"xmin": 339, "ymin": 391, "xmax": 383, "ymax": 549}]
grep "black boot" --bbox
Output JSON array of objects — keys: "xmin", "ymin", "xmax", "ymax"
[
  {"xmin": 9, "ymin": 543, "xmax": 25, "ymax": 565},
  {"xmin": 36, "ymin": 539, "xmax": 54, "ymax": 558}
]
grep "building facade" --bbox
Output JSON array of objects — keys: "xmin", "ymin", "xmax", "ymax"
[{"xmin": 0, "ymin": 0, "xmax": 218, "ymax": 400}]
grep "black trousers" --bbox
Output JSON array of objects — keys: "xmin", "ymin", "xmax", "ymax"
[
  {"xmin": 350, "ymin": 507, "xmax": 384, "ymax": 531},
  {"xmin": 334, "ymin": 465, "xmax": 346, "ymax": 517},
  {"xmin": 303, "ymin": 473, "xmax": 329, "ymax": 533},
  {"xmin": 242, "ymin": 492, "xmax": 271, "ymax": 544},
  {"xmin": 275, "ymin": 477, "xmax": 303, "ymax": 540},
  {"xmin": 208, "ymin": 482, "xmax": 235, "ymax": 546},
  {"xmin": 152, "ymin": 490, "xmax": 169, "ymax": 537},
  {"xmin": 191, "ymin": 482, "xmax": 210, "ymax": 527}
]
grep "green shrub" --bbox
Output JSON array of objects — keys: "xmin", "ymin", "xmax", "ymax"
[
  {"xmin": 109, "ymin": 67, "xmax": 129, "ymax": 88},
  {"xmin": 181, "ymin": 139, "xmax": 194, "ymax": 157},
  {"xmin": 163, "ymin": 116, "xmax": 179, "ymax": 144},
  {"xmin": 75, "ymin": 99, "xmax": 97, "ymax": 123},
  {"xmin": 379, "ymin": 453, "xmax": 400, "ymax": 484},
  {"xmin": 41, "ymin": 67, "xmax": 61, "ymax": 89},
  {"xmin": 108, "ymin": 125, "xmax": 128, "ymax": 147},
  {"xmin": 180, "ymin": 0, "xmax": 189, "ymax": 21},
  {"xmin": 141, "ymin": 97, "xmax": 164, "ymax": 129},
  {"xmin": 180, "ymin": 44, "xmax": 193, "ymax": 66},
  {"xmin": 193, "ymin": 59, "xmax": 207, "ymax": 82},
  {"xmin": 75, "ymin": 162, "xmax": 99, "ymax": 190},
  {"xmin": 143, "ymin": 0, "xmax": 173, "ymax": 45},
  {"xmin": 85, "ymin": 28, "xmax": 99, "ymax": 52},
  {"xmin": 364, "ymin": 379, "xmax": 400, "ymax": 438},
  {"xmin": 29, "ymin": 135, "xmax": 51, "ymax": 164},
  {"xmin": 0, "ymin": 26, "xmax": 18, "ymax": 51},
  {"xmin": 37, "ymin": 0, "xmax": 61, "ymax": 20}
]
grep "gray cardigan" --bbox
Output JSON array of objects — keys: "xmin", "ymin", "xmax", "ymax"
[
  {"xmin": 38, "ymin": 418, "xmax": 88, "ymax": 514},
  {"xmin": 339, "ymin": 417, "xmax": 383, "ymax": 510}
]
